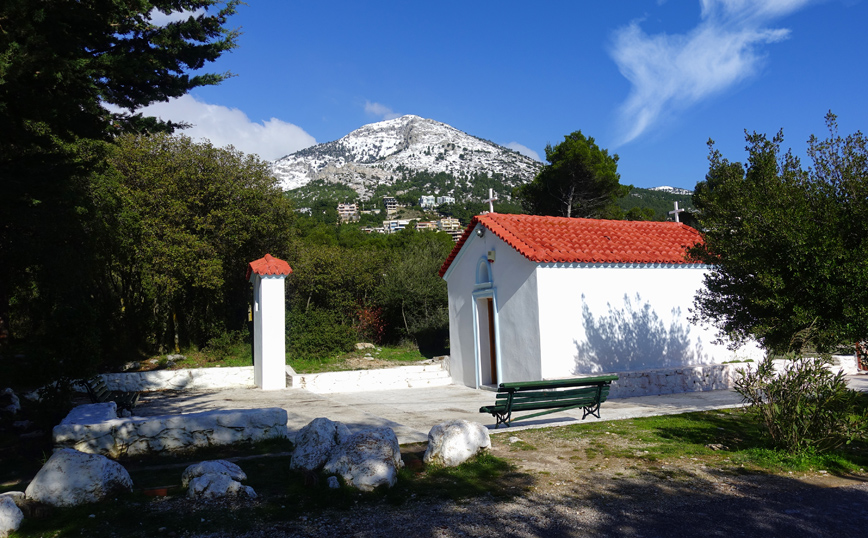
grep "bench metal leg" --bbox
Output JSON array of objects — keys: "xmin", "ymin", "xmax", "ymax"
[{"xmin": 581, "ymin": 402, "xmax": 602, "ymax": 420}]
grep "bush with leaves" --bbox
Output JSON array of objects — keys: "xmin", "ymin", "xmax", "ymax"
[
  {"xmin": 690, "ymin": 113, "xmax": 868, "ymax": 355},
  {"xmin": 287, "ymin": 307, "xmax": 357, "ymax": 360},
  {"xmin": 735, "ymin": 355, "xmax": 868, "ymax": 453}
]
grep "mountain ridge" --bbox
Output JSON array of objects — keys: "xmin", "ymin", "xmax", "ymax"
[{"xmin": 271, "ymin": 115, "xmax": 542, "ymax": 200}]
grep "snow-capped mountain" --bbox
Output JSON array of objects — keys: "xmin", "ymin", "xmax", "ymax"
[
  {"xmin": 271, "ymin": 115, "xmax": 542, "ymax": 199},
  {"xmin": 650, "ymin": 185, "xmax": 693, "ymax": 195}
]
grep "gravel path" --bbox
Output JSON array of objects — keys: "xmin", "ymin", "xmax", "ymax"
[{"xmin": 178, "ymin": 473, "xmax": 868, "ymax": 538}]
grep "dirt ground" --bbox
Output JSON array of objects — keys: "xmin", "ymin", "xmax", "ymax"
[{"xmin": 172, "ymin": 428, "xmax": 868, "ymax": 538}]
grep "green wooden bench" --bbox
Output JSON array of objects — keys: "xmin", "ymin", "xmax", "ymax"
[
  {"xmin": 77, "ymin": 376, "xmax": 140, "ymax": 413},
  {"xmin": 480, "ymin": 375, "xmax": 618, "ymax": 428}
]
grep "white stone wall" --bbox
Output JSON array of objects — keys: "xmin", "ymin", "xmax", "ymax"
[
  {"xmin": 443, "ymin": 226, "xmax": 542, "ymax": 388},
  {"xmin": 53, "ymin": 406, "xmax": 288, "ymax": 458},
  {"xmin": 289, "ymin": 362, "xmax": 451, "ymax": 393},
  {"xmin": 93, "ymin": 367, "xmax": 255, "ymax": 393},
  {"xmin": 443, "ymin": 228, "xmax": 765, "ymax": 389},
  {"xmin": 537, "ymin": 264, "xmax": 764, "ymax": 379},
  {"xmin": 608, "ymin": 364, "xmax": 744, "ymax": 398},
  {"xmin": 607, "ymin": 355, "xmax": 859, "ymax": 399}
]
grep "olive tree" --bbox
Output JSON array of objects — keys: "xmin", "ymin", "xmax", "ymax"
[{"xmin": 689, "ymin": 113, "xmax": 868, "ymax": 355}]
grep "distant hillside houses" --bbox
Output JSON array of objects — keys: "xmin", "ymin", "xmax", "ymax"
[
  {"xmin": 364, "ymin": 216, "xmax": 464, "ymax": 241},
  {"xmin": 337, "ymin": 203, "xmax": 359, "ymax": 223},
  {"xmin": 419, "ymin": 194, "xmax": 456, "ymax": 208},
  {"xmin": 333, "ymin": 194, "xmax": 466, "ymax": 240},
  {"xmin": 382, "ymin": 196, "xmax": 399, "ymax": 217}
]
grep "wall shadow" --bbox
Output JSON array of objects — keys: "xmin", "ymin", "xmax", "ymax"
[{"xmin": 574, "ymin": 293, "xmax": 707, "ymax": 374}]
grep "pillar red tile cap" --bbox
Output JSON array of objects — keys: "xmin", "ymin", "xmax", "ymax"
[{"xmin": 247, "ymin": 253, "xmax": 292, "ymax": 280}]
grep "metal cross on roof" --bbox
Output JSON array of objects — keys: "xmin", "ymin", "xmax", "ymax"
[
  {"xmin": 484, "ymin": 188, "xmax": 498, "ymax": 213},
  {"xmin": 669, "ymin": 201, "xmax": 685, "ymax": 223}
]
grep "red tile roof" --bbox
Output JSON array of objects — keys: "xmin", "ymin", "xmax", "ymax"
[
  {"xmin": 439, "ymin": 214, "xmax": 703, "ymax": 277},
  {"xmin": 247, "ymin": 254, "xmax": 293, "ymax": 280}
]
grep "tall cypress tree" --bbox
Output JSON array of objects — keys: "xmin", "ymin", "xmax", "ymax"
[{"xmin": 0, "ymin": 1, "xmax": 239, "ymax": 375}]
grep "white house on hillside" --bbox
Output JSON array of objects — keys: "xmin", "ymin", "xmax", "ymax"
[{"xmin": 439, "ymin": 213, "xmax": 762, "ymax": 389}]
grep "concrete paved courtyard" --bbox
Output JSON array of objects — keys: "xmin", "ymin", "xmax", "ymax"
[{"xmin": 132, "ymin": 375, "xmax": 868, "ymax": 443}]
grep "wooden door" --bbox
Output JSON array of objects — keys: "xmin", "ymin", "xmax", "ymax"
[{"xmin": 487, "ymin": 298, "xmax": 497, "ymax": 385}]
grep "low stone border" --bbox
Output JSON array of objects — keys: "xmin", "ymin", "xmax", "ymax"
[
  {"xmin": 53, "ymin": 405, "xmax": 288, "ymax": 458},
  {"xmin": 67, "ymin": 355, "xmax": 858, "ymax": 398},
  {"xmin": 607, "ymin": 355, "xmax": 859, "ymax": 399},
  {"xmin": 608, "ymin": 364, "xmax": 741, "ymax": 399},
  {"xmin": 77, "ymin": 366, "xmax": 256, "ymax": 393},
  {"xmin": 288, "ymin": 362, "xmax": 451, "ymax": 393}
]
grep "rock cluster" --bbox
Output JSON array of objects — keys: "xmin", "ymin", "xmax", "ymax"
[
  {"xmin": 0, "ymin": 388, "xmax": 20, "ymax": 415},
  {"xmin": 290, "ymin": 417, "xmax": 351, "ymax": 472},
  {"xmin": 323, "ymin": 428, "xmax": 404, "ymax": 491},
  {"xmin": 292, "ymin": 418, "xmax": 404, "ymax": 491},
  {"xmin": 423, "ymin": 419, "xmax": 491, "ymax": 467},
  {"xmin": 183, "ymin": 460, "xmax": 255, "ymax": 500},
  {"xmin": 24, "ymin": 449, "xmax": 133, "ymax": 507},
  {"xmin": 0, "ymin": 494, "xmax": 23, "ymax": 538}
]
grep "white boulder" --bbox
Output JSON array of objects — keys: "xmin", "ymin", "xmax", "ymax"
[
  {"xmin": 323, "ymin": 427, "xmax": 403, "ymax": 491},
  {"xmin": 60, "ymin": 402, "xmax": 118, "ymax": 425},
  {"xmin": 0, "ymin": 493, "xmax": 23, "ymax": 506},
  {"xmin": 187, "ymin": 474, "xmax": 255, "ymax": 500},
  {"xmin": 0, "ymin": 388, "xmax": 20, "ymax": 415},
  {"xmin": 181, "ymin": 460, "xmax": 246, "ymax": 488},
  {"xmin": 24, "ymin": 449, "xmax": 132, "ymax": 507},
  {"xmin": 0, "ymin": 496, "xmax": 23, "ymax": 538},
  {"xmin": 291, "ymin": 417, "xmax": 351, "ymax": 472},
  {"xmin": 423, "ymin": 419, "xmax": 491, "ymax": 467}
]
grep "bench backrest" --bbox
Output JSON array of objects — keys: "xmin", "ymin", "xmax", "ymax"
[
  {"xmin": 498, "ymin": 375, "xmax": 618, "ymax": 392},
  {"xmin": 495, "ymin": 385, "xmax": 611, "ymax": 405}
]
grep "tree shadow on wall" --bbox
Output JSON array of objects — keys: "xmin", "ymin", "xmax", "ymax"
[{"xmin": 574, "ymin": 293, "xmax": 706, "ymax": 374}]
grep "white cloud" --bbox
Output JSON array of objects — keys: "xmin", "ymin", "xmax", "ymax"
[
  {"xmin": 148, "ymin": 8, "xmax": 205, "ymax": 26},
  {"xmin": 610, "ymin": 0, "xmax": 815, "ymax": 145},
  {"xmin": 364, "ymin": 101, "xmax": 401, "ymax": 121},
  {"xmin": 505, "ymin": 142, "xmax": 541, "ymax": 162},
  {"xmin": 131, "ymin": 95, "xmax": 316, "ymax": 161}
]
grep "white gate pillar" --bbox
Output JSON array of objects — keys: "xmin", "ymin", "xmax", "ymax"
[{"xmin": 247, "ymin": 254, "xmax": 292, "ymax": 390}]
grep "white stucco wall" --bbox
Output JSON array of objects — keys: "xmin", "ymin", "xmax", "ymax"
[
  {"xmin": 445, "ymin": 226, "xmax": 766, "ymax": 389},
  {"xmin": 536, "ymin": 264, "xmax": 763, "ymax": 378},
  {"xmin": 252, "ymin": 275, "xmax": 287, "ymax": 390},
  {"xmin": 444, "ymin": 226, "xmax": 542, "ymax": 388}
]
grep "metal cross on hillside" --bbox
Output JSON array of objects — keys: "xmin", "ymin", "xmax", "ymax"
[
  {"xmin": 669, "ymin": 201, "xmax": 685, "ymax": 223},
  {"xmin": 484, "ymin": 188, "xmax": 498, "ymax": 213}
]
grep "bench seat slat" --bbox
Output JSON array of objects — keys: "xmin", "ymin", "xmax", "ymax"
[
  {"xmin": 495, "ymin": 386, "xmax": 609, "ymax": 401},
  {"xmin": 483, "ymin": 395, "xmax": 600, "ymax": 413}
]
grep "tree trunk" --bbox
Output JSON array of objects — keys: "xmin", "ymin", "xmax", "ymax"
[
  {"xmin": 565, "ymin": 184, "xmax": 575, "ymax": 218},
  {"xmin": 172, "ymin": 308, "xmax": 180, "ymax": 354},
  {"xmin": 0, "ymin": 279, "xmax": 10, "ymax": 350}
]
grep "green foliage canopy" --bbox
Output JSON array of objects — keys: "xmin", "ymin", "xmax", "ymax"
[
  {"xmin": 376, "ymin": 232, "xmax": 454, "ymax": 351},
  {"xmin": 514, "ymin": 131, "xmax": 629, "ymax": 218},
  {"xmin": 99, "ymin": 133, "xmax": 294, "ymax": 351},
  {"xmin": 0, "ymin": 1, "xmax": 240, "ymax": 368},
  {"xmin": 689, "ymin": 113, "xmax": 868, "ymax": 354},
  {"xmin": 0, "ymin": 0, "xmax": 239, "ymax": 143}
]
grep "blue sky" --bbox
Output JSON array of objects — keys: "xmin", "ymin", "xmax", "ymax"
[{"xmin": 140, "ymin": 0, "xmax": 868, "ymax": 190}]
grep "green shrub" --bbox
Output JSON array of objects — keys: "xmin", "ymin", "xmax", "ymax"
[
  {"xmin": 204, "ymin": 330, "xmax": 250, "ymax": 362},
  {"xmin": 287, "ymin": 307, "xmax": 356, "ymax": 360},
  {"xmin": 735, "ymin": 355, "xmax": 868, "ymax": 453}
]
